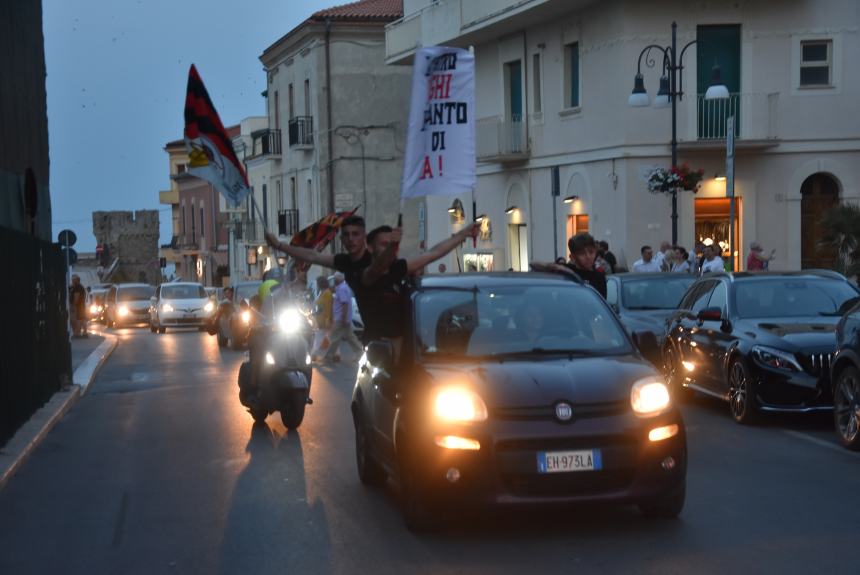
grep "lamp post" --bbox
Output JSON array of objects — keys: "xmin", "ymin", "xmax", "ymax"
[{"xmin": 628, "ymin": 21, "xmax": 729, "ymax": 245}]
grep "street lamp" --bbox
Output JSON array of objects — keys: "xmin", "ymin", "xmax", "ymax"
[{"xmin": 629, "ymin": 21, "xmax": 729, "ymax": 245}]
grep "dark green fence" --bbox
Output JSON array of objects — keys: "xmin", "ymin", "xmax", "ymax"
[{"xmin": 0, "ymin": 227, "xmax": 72, "ymax": 446}]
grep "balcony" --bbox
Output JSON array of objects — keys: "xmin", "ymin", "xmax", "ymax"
[
  {"xmin": 159, "ymin": 189, "xmax": 178, "ymax": 205},
  {"xmin": 476, "ymin": 115, "xmax": 529, "ymax": 163},
  {"xmin": 246, "ymin": 129, "xmax": 282, "ymax": 160},
  {"xmin": 288, "ymin": 116, "xmax": 314, "ymax": 149},
  {"xmin": 679, "ymin": 93, "xmax": 779, "ymax": 150}
]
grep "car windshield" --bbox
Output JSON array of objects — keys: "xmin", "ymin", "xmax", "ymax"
[
  {"xmin": 734, "ymin": 278, "xmax": 859, "ymax": 318},
  {"xmin": 161, "ymin": 285, "xmax": 206, "ymax": 299},
  {"xmin": 416, "ymin": 285, "xmax": 630, "ymax": 359},
  {"xmin": 235, "ymin": 283, "xmax": 261, "ymax": 302},
  {"xmin": 622, "ymin": 277, "xmax": 695, "ymax": 310},
  {"xmin": 117, "ymin": 286, "xmax": 154, "ymax": 301}
]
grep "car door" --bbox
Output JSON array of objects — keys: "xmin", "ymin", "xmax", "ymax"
[
  {"xmin": 370, "ymin": 355, "xmax": 400, "ymax": 467},
  {"xmin": 675, "ymin": 280, "xmax": 718, "ymax": 387},
  {"xmin": 693, "ymin": 280, "xmax": 734, "ymax": 391}
]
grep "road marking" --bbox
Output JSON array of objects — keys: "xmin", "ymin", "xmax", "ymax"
[{"xmin": 781, "ymin": 429, "xmax": 852, "ymax": 455}]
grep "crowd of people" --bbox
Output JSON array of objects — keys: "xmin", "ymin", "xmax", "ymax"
[{"xmin": 626, "ymin": 239, "xmax": 774, "ymax": 276}]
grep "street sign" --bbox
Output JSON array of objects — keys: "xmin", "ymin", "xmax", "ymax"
[
  {"xmin": 58, "ymin": 229, "xmax": 77, "ymax": 247},
  {"xmin": 62, "ymin": 247, "xmax": 78, "ymax": 266}
]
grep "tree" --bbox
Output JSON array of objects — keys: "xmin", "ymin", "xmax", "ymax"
[{"xmin": 820, "ymin": 203, "xmax": 860, "ymax": 280}]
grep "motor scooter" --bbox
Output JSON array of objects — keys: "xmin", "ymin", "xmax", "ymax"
[{"xmin": 237, "ymin": 291, "xmax": 313, "ymax": 429}]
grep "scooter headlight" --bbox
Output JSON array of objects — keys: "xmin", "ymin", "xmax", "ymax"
[
  {"xmin": 241, "ymin": 310, "xmax": 251, "ymax": 324},
  {"xmin": 278, "ymin": 308, "xmax": 303, "ymax": 334}
]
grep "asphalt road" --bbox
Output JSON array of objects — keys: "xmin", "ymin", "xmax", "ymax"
[{"xmin": 1, "ymin": 326, "xmax": 859, "ymax": 574}]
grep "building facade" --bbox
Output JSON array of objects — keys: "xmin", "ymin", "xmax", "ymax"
[
  {"xmin": 160, "ymin": 133, "xmax": 233, "ymax": 286},
  {"xmin": 254, "ymin": 0, "xmax": 417, "ymax": 279},
  {"xmin": 386, "ymin": 0, "xmax": 860, "ymax": 271}
]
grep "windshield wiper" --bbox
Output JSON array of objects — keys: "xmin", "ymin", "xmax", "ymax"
[
  {"xmin": 489, "ymin": 348, "xmax": 601, "ymax": 359},
  {"xmin": 626, "ymin": 306, "xmax": 670, "ymax": 311}
]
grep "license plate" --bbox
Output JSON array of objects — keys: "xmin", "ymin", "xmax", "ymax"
[
  {"xmin": 184, "ymin": 313, "xmax": 195, "ymax": 319},
  {"xmin": 537, "ymin": 449, "xmax": 601, "ymax": 474}
]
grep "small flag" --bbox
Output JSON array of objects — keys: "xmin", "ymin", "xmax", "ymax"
[
  {"xmin": 184, "ymin": 64, "xmax": 249, "ymax": 208},
  {"xmin": 289, "ymin": 208, "xmax": 359, "ymax": 271}
]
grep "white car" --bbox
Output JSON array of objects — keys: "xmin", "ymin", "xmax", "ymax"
[{"xmin": 150, "ymin": 282, "xmax": 216, "ymax": 334}]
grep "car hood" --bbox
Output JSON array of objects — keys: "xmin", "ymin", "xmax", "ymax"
[
  {"xmin": 119, "ymin": 300, "xmax": 151, "ymax": 310},
  {"xmin": 423, "ymin": 355, "xmax": 657, "ymax": 407},
  {"xmin": 736, "ymin": 317, "xmax": 840, "ymax": 352},
  {"xmin": 160, "ymin": 298, "xmax": 209, "ymax": 309}
]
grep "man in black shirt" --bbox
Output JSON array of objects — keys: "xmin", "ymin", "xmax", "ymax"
[
  {"xmin": 265, "ymin": 217, "xmax": 478, "ymax": 336},
  {"xmin": 531, "ymin": 232, "xmax": 607, "ymax": 299}
]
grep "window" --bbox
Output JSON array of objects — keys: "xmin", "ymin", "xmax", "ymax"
[
  {"xmin": 191, "ymin": 199, "xmax": 196, "ymax": 243},
  {"xmin": 288, "ymin": 83, "xmax": 294, "ymax": 119},
  {"xmin": 176, "ymin": 163, "xmax": 187, "ymax": 174},
  {"xmin": 290, "ymin": 177, "xmax": 297, "ymax": 209},
  {"xmin": 707, "ymin": 281, "xmax": 728, "ymax": 316},
  {"xmin": 262, "ymin": 184, "xmax": 268, "ymax": 227},
  {"xmin": 304, "ymin": 79, "xmax": 311, "ymax": 116},
  {"xmin": 181, "ymin": 203, "xmax": 186, "ymax": 236},
  {"xmin": 274, "ymin": 90, "xmax": 280, "ymax": 129},
  {"xmin": 504, "ymin": 60, "xmax": 523, "ymax": 122},
  {"xmin": 277, "ymin": 179, "xmax": 283, "ymax": 211},
  {"xmin": 564, "ymin": 42, "xmax": 580, "ymax": 108},
  {"xmin": 532, "ymin": 53, "xmax": 542, "ymax": 114},
  {"xmin": 686, "ymin": 281, "xmax": 717, "ymax": 314},
  {"xmin": 800, "ymin": 40, "xmax": 832, "ymax": 87},
  {"xmin": 200, "ymin": 204, "xmax": 204, "ymax": 239},
  {"xmin": 249, "ymin": 186, "xmax": 255, "ymax": 222}
]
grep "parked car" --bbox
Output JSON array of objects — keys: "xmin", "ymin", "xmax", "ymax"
[
  {"xmin": 149, "ymin": 282, "xmax": 216, "ymax": 334},
  {"xmin": 105, "ymin": 283, "xmax": 155, "ymax": 327},
  {"xmin": 86, "ymin": 288, "xmax": 108, "ymax": 323},
  {"xmin": 830, "ymin": 299, "xmax": 860, "ymax": 450},
  {"xmin": 606, "ymin": 273, "xmax": 695, "ymax": 348},
  {"xmin": 352, "ymin": 272, "xmax": 686, "ymax": 530},
  {"xmin": 663, "ymin": 271, "xmax": 860, "ymax": 423},
  {"xmin": 216, "ymin": 280, "xmax": 262, "ymax": 349}
]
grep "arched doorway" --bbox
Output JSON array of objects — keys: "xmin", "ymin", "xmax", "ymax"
[{"xmin": 801, "ymin": 173, "xmax": 839, "ymax": 269}]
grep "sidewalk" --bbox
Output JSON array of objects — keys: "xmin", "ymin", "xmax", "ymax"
[{"xmin": 0, "ymin": 329, "xmax": 117, "ymax": 490}]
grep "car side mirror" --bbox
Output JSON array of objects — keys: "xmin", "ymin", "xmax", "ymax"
[
  {"xmin": 366, "ymin": 340, "xmax": 394, "ymax": 371},
  {"xmin": 697, "ymin": 307, "xmax": 723, "ymax": 322},
  {"xmin": 632, "ymin": 330, "xmax": 661, "ymax": 366}
]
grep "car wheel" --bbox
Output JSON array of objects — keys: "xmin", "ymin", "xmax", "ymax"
[
  {"xmin": 663, "ymin": 346, "xmax": 691, "ymax": 401},
  {"xmin": 354, "ymin": 413, "xmax": 387, "ymax": 487},
  {"xmin": 280, "ymin": 392, "xmax": 307, "ymax": 430},
  {"xmin": 728, "ymin": 358, "xmax": 757, "ymax": 424},
  {"xmin": 833, "ymin": 366, "xmax": 860, "ymax": 451},
  {"xmin": 639, "ymin": 482, "xmax": 686, "ymax": 519},
  {"xmin": 399, "ymin": 452, "xmax": 438, "ymax": 532}
]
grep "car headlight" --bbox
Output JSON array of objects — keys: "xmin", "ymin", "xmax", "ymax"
[
  {"xmin": 204, "ymin": 301, "xmax": 214, "ymax": 313},
  {"xmin": 161, "ymin": 303, "xmax": 174, "ymax": 313},
  {"xmin": 278, "ymin": 308, "xmax": 303, "ymax": 334},
  {"xmin": 434, "ymin": 386, "xmax": 488, "ymax": 423},
  {"xmin": 630, "ymin": 377, "xmax": 671, "ymax": 417},
  {"xmin": 118, "ymin": 306, "xmax": 130, "ymax": 317},
  {"xmin": 751, "ymin": 346, "xmax": 801, "ymax": 372},
  {"xmin": 265, "ymin": 351, "xmax": 276, "ymax": 365},
  {"xmin": 241, "ymin": 310, "xmax": 251, "ymax": 324},
  {"xmin": 90, "ymin": 304, "xmax": 98, "ymax": 314}
]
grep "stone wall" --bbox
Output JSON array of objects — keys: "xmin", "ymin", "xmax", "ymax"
[{"xmin": 92, "ymin": 210, "xmax": 160, "ymax": 284}]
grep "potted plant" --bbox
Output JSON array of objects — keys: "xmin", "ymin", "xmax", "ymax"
[{"xmin": 645, "ymin": 163, "xmax": 705, "ymax": 195}]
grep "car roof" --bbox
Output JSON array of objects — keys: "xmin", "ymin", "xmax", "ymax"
[
  {"xmin": 697, "ymin": 270, "xmax": 848, "ymax": 282},
  {"xmin": 613, "ymin": 272, "xmax": 695, "ymax": 281},
  {"xmin": 116, "ymin": 283, "xmax": 152, "ymax": 288},
  {"xmin": 417, "ymin": 272, "xmax": 582, "ymax": 290}
]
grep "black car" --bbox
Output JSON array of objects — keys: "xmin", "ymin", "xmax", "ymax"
[
  {"xmin": 606, "ymin": 273, "xmax": 696, "ymax": 347},
  {"xmin": 352, "ymin": 273, "xmax": 687, "ymax": 531},
  {"xmin": 831, "ymin": 300, "xmax": 860, "ymax": 450},
  {"xmin": 663, "ymin": 271, "xmax": 860, "ymax": 424}
]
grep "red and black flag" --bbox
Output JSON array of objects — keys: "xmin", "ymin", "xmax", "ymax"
[
  {"xmin": 184, "ymin": 64, "xmax": 249, "ymax": 207},
  {"xmin": 289, "ymin": 208, "xmax": 359, "ymax": 270}
]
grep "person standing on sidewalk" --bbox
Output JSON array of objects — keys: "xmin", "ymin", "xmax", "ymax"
[
  {"xmin": 322, "ymin": 272, "xmax": 363, "ymax": 363},
  {"xmin": 69, "ymin": 275, "xmax": 88, "ymax": 338}
]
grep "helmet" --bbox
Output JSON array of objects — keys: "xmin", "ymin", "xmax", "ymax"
[{"xmin": 258, "ymin": 279, "xmax": 280, "ymax": 301}]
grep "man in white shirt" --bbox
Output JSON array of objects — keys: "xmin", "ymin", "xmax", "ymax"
[
  {"xmin": 633, "ymin": 245, "xmax": 663, "ymax": 273},
  {"xmin": 652, "ymin": 241, "xmax": 671, "ymax": 271},
  {"xmin": 700, "ymin": 246, "xmax": 725, "ymax": 275}
]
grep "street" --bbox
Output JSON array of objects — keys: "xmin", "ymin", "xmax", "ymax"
[{"xmin": 1, "ymin": 327, "xmax": 859, "ymax": 575}]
